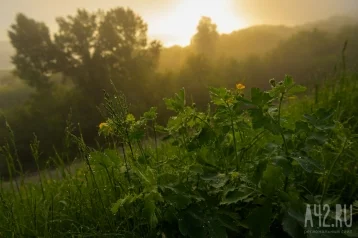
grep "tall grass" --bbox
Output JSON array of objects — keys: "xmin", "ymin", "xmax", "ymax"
[{"xmin": 0, "ymin": 74, "xmax": 357, "ymax": 237}]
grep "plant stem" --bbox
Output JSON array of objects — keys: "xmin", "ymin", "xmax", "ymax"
[
  {"xmin": 278, "ymin": 92, "xmax": 290, "ymax": 192},
  {"xmin": 320, "ymin": 138, "xmax": 348, "ymax": 205},
  {"xmin": 230, "ymin": 113, "xmax": 238, "ymax": 170}
]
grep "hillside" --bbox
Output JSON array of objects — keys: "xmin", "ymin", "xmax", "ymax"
[
  {"xmin": 298, "ymin": 15, "xmax": 358, "ymax": 33},
  {"xmin": 158, "ymin": 15, "xmax": 358, "ymax": 72}
]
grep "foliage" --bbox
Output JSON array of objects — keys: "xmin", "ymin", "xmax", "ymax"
[
  {"xmin": 0, "ymin": 77, "xmax": 357, "ymax": 237},
  {"xmin": 9, "ymin": 7, "xmax": 161, "ymax": 101}
]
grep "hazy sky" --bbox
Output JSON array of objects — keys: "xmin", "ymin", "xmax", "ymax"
[{"xmin": 0, "ymin": 0, "xmax": 357, "ymax": 46}]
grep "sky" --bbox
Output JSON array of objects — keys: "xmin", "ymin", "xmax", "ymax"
[{"xmin": 0, "ymin": 0, "xmax": 357, "ymax": 46}]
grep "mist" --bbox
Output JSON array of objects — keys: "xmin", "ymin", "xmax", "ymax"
[{"xmin": 0, "ymin": 0, "xmax": 357, "ymax": 45}]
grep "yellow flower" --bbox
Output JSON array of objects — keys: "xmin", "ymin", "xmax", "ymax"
[
  {"xmin": 231, "ymin": 171, "xmax": 239, "ymax": 179},
  {"xmin": 99, "ymin": 122, "xmax": 108, "ymax": 129},
  {"xmin": 236, "ymin": 83, "xmax": 246, "ymax": 90}
]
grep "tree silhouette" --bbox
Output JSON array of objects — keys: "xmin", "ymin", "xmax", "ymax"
[
  {"xmin": 190, "ymin": 16, "xmax": 219, "ymax": 58},
  {"xmin": 9, "ymin": 7, "xmax": 161, "ymax": 103},
  {"xmin": 8, "ymin": 14, "xmax": 57, "ymax": 90}
]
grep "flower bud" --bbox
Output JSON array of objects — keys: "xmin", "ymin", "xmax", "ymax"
[{"xmin": 269, "ymin": 78, "xmax": 276, "ymax": 87}]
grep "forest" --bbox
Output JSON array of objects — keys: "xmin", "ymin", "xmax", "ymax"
[{"xmin": 0, "ymin": 6, "xmax": 358, "ymax": 237}]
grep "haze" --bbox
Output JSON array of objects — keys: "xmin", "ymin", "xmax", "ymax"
[{"xmin": 0, "ymin": 0, "xmax": 357, "ymax": 46}]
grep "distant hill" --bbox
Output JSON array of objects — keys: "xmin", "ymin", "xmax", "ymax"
[
  {"xmin": 217, "ymin": 25, "xmax": 296, "ymax": 60},
  {"xmin": 1, "ymin": 15, "xmax": 358, "ymax": 71},
  {"xmin": 298, "ymin": 15, "xmax": 358, "ymax": 33},
  {"xmin": 158, "ymin": 15, "xmax": 358, "ymax": 72},
  {"xmin": 0, "ymin": 41, "xmax": 13, "ymax": 70}
]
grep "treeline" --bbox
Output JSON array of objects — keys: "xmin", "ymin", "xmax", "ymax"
[{"xmin": 0, "ymin": 7, "xmax": 357, "ymax": 176}]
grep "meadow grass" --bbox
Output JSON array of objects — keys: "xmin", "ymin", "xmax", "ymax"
[{"xmin": 0, "ymin": 75, "xmax": 357, "ymax": 237}]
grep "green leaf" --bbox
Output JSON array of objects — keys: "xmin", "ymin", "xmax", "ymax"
[
  {"xmin": 178, "ymin": 211, "xmax": 206, "ymax": 238},
  {"xmin": 209, "ymin": 87, "xmax": 231, "ymax": 106},
  {"xmin": 111, "ymin": 194, "xmax": 138, "ymax": 214},
  {"xmin": 246, "ymin": 199, "xmax": 273, "ymax": 237},
  {"xmin": 307, "ymin": 132, "xmax": 328, "ymax": 145},
  {"xmin": 201, "ymin": 173, "xmax": 229, "ymax": 189},
  {"xmin": 210, "ymin": 221, "xmax": 228, "ymax": 238},
  {"xmin": 282, "ymin": 212, "xmax": 305, "ymax": 238},
  {"xmin": 289, "ymin": 84, "xmax": 307, "ymax": 94},
  {"xmin": 143, "ymin": 199, "xmax": 158, "ymax": 228},
  {"xmin": 221, "ymin": 187, "xmax": 254, "ymax": 205},
  {"xmin": 190, "ymin": 164, "xmax": 204, "ymax": 174},
  {"xmin": 178, "ymin": 218, "xmax": 189, "ymax": 236},
  {"xmin": 249, "ymin": 108, "xmax": 265, "ymax": 129},
  {"xmin": 284, "ymin": 75, "xmax": 294, "ymax": 87},
  {"xmin": 217, "ymin": 212, "xmax": 241, "ymax": 231},
  {"xmin": 295, "ymin": 121, "xmax": 310, "ymax": 133},
  {"xmin": 291, "ymin": 154, "xmax": 322, "ymax": 173},
  {"xmin": 251, "ymin": 87, "xmax": 272, "ymax": 107},
  {"xmin": 272, "ymin": 156, "xmax": 292, "ymax": 176},
  {"xmin": 252, "ymin": 159, "xmax": 268, "ymax": 185},
  {"xmin": 261, "ymin": 165, "xmax": 284, "ymax": 196},
  {"xmin": 165, "ymin": 193, "xmax": 191, "ymax": 209},
  {"xmin": 143, "ymin": 107, "xmax": 157, "ymax": 120},
  {"xmin": 164, "ymin": 88, "xmax": 186, "ymax": 112}
]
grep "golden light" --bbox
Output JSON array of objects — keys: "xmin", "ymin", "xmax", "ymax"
[{"xmin": 148, "ymin": 0, "xmax": 248, "ymax": 46}]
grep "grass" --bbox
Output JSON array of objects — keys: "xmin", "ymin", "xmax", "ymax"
[{"xmin": 0, "ymin": 75, "xmax": 357, "ymax": 237}]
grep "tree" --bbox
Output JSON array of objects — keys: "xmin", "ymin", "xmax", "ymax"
[
  {"xmin": 54, "ymin": 9, "xmax": 105, "ymax": 101},
  {"xmin": 8, "ymin": 14, "xmax": 57, "ymax": 90},
  {"xmin": 190, "ymin": 16, "xmax": 219, "ymax": 57},
  {"xmin": 96, "ymin": 7, "xmax": 161, "ymax": 102},
  {"xmin": 9, "ymin": 8, "xmax": 161, "ymax": 103}
]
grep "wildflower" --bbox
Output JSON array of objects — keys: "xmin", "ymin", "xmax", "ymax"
[
  {"xmin": 126, "ymin": 114, "xmax": 135, "ymax": 123},
  {"xmin": 231, "ymin": 171, "xmax": 239, "ymax": 179},
  {"xmin": 236, "ymin": 83, "xmax": 246, "ymax": 90},
  {"xmin": 99, "ymin": 122, "xmax": 108, "ymax": 129},
  {"xmin": 99, "ymin": 121, "xmax": 113, "ymax": 137}
]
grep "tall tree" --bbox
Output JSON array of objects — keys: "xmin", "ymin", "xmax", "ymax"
[
  {"xmin": 190, "ymin": 16, "xmax": 219, "ymax": 58},
  {"xmin": 54, "ymin": 9, "xmax": 103, "ymax": 100},
  {"xmin": 9, "ymin": 8, "xmax": 161, "ymax": 103},
  {"xmin": 8, "ymin": 14, "xmax": 57, "ymax": 90}
]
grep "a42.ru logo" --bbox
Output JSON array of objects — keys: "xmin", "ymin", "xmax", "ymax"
[{"xmin": 305, "ymin": 204, "xmax": 353, "ymax": 228}]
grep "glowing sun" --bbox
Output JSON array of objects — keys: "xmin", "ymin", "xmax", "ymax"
[{"xmin": 148, "ymin": 0, "xmax": 248, "ymax": 46}]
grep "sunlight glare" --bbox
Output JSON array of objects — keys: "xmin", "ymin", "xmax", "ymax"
[{"xmin": 148, "ymin": 0, "xmax": 248, "ymax": 46}]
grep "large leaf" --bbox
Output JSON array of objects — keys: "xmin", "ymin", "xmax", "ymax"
[
  {"xmin": 252, "ymin": 159, "xmax": 268, "ymax": 185},
  {"xmin": 272, "ymin": 156, "xmax": 292, "ymax": 176},
  {"xmin": 201, "ymin": 173, "xmax": 229, "ymax": 189},
  {"xmin": 143, "ymin": 199, "xmax": 158, "ymax": 228},
  {"xmin": 251, "ymin": 87, "xmax": 272, "ymax": 107},
  {"xmin": 111, "ymin": 194, "xmax": 139, "ymax": 214},
  {"xmin": 221, "ymin": 186, "xmax": 255, "ymax": 205},
  {"xmin": 164, "ymin": 88, "xmax": 186, "ymax": 112},
  {"xmin": 288, "ymin": 84, "xmax": 307, "ymax": 95},
  {"xmin": 261, "ymin": 165, "xmax": 285, "ymax": 196},
  {"xmin": 210, "ymin": 220, "xmax": 228, "ymax": 238},
  {"xmin": 246, "ymin": 200, "xmax": 273, "ymax": 237},
  {"xmin": 209, "ymin": 87, "xmax": 231, "ymax": 106},
  {"xmin": 291, "ymin": 154, "xmax": 322, "ymax": 173},
  {"xmin": 178, "ymin": 211, "xmax": 206, "ymax": 238},
  {"xmin": 282, "ymin": 212, "xmax": 305, "ymax": 238}
]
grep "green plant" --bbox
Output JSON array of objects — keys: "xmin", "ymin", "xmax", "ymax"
[{"xmin": 0, "ymin": 76, "xmax": 357, "ymax": 237}]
